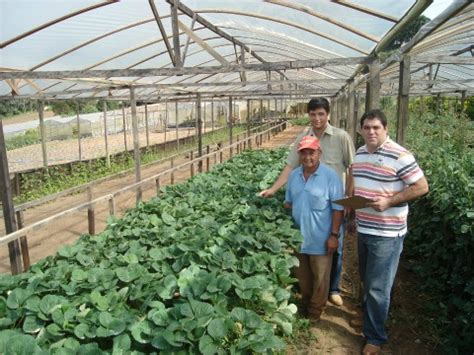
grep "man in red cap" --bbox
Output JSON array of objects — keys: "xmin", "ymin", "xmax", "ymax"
[
  {"xmin": 284, "ymin": 135, "xmax": 344, "ymax": 323},
  {"xmin": 262, "ymin": 97, "xmax": 355, "ymax": 307}
]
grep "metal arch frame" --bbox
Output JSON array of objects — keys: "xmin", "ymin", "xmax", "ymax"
[
  {"xmin": 219, "ymin": 24, "xmax": 345, "ymax": 60},
  {"xmin": 232, "ymin": 36, "xmax": 355, "ymax": 77},
  {"xmin": 330, "ymin": 0, "xmax": 398, "ymax": 22},
  {"xmin": 0, "ymin": 0, "xmax": 119, "ymax": 49},
  {"xmin": 193, "ymin": 9, "xmax": 370, "ymax": 55},
  {"xmin": 263, "ymin": 0, "xmax": 380, "ymax": 42}
]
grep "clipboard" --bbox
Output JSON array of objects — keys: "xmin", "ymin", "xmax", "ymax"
[{"xmin": 333, "ymin": 196, "xmax": 373, "ymax": 209}]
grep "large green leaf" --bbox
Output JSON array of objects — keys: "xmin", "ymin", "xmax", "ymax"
[{"xmin": 6, "ymin": 288, "xmax": 32, "ymax": 309}]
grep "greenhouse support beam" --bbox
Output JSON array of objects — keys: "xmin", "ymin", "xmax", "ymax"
[
  {"xmin": 396, "ymin": 56, "xmax": 411, "ymax": 145},
  {"xmin": 129, "ymin": 87, "xmax": 142, "ymax": 203},
  {"xmin": 170, "ymin": 0, "xmax": 182, "ymax": 68},
  {"xmin": 197, "ymin": 94, "xmax": 203, "ymax": 173},
  {"xmin": 229, "ymin": 96, "xmax": 233, "ymax": 156},
  {"xmin": 365, "ymin": 59, "xmax": 380, "ymax": 111},
  {"xmin": 247, "ymin": 99, "xmax": 251, "ymax": 149},
  {"xmin": 0, "ymin": 57, "xmax": 371, "ymax": 80},
  {"xmin": 211, "ymin": 99, "xmax": 214, "ymax": 133},
  {"xmin": 145, "ymin": 104, "xmax": 150, "ymax": 149},
  {"xmin": 103, "ymin": 101, "xmax": 110, "ymax": 168},
  {"xmin": 76, "ymin": 103, "xmax": 82, "ymax": 162},
  {"xmin": 38, "ymin": 101, "xmax": 48, "ymax": 172},
  {"xmin": 148, "ymin": 0, "xmax": 176, "ymax": 67},
  {"xmin": 175, "ymin": 101, "xmax": 179, "ymax": 150},
  {"xmin": 0, "ymin": 120, "xmax": 22, "ymax": 275},
  {"xmin": 121, "ymin": 104, "xmax": 128, "ymax": 152}
]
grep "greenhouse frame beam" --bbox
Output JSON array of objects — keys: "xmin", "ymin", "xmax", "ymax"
[
  {"xmin": 412, "ymin": 55, "xmax": 474, "ymax": 65},
  {"xmin": 264, "ymin": 0, "xmax": 380, "ymax": 42},
  {"xmin": 330, "ymin": 0, "xmax": 398, "ymax": 22},
  {"xmin": 165, "ymin": 0, "xmax": 292, "ymax": 81},
  {"xmin": 177, "ymin": 20, "xmax": 229, "ymax": 65},
  {"xmin": 170, "ymin": 0, "xmax": 182, "ymax": 68},
  {"xmin": 0, "ymin": 56, "xmax": 372, "ymax": 80},
  {"xmin": 194, "ymin": 9, "xmax": 369, "ymax": 55},
  {"xmin": 0, "ymin": 0, "xmax": 119, "ymax": 49},
  {"xmin": 148, "ymin": 0, "xmax": 176, "ymax": 66}
]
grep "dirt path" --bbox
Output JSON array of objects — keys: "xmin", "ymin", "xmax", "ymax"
[{"xmin": 0, "ymin": 125, "xmax": 436, "ymax": 354}]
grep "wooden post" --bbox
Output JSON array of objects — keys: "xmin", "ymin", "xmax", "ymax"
[
  {"xmin": 219, "ymin": 142, "xmax": 223, "ymax": 163},
  {"xmin": 190, "ymin": 150, "xmax": 194, "ymax": 177},
  {"xmin": 16, "ymin": 211, "xmax": 30, "ymax": 271},
  {"xmin": 197, "ymin": 93, "xmax": 203, "ymax": 173},
  {"xmin": 170, "ymin": 158, "xmax": 174, "ymax": 184},
  {"xmin": 228, "ymin": 96, "xmax": 233, "ymax": 157},
  {"xmin": 436, "ymin": 93, "xmax": 441, "ymax": 116},
  {"xmin": 206, "ymin": 145, "xmax": 210, "ymax": 171},
  {"xmin": 347, "ymin": 85, "xmax": 357, "ymax": 145},
  {"xmin": 461, "ymin": 90, "xmax": 466, "ymax": 116},
  {"xmin": 145, "ymin": 103, "xmax": 150, "ymax": 149},
  {"xmin": 108, "ymin": 197, "xmax": 115, "ymax": 216},
  {"xmin": 247, "ymin": 99, "xmax": 251, "ymax": 149},
  {"xmin": 366, "ymin": 59, "xmax": 381, "ymax": 111},
  {"xmin": 164, "ymin": 101, "xmax": 168, "ymax": 151},
  {"xmin": 0, "ymin": 120, "xmax": 22, "ymax": 274},
  {"xmin": 122, "ymin": 103, "xmax": 128, "ymax": 152},
  {"xmin": 87, "ymin": 186, "xmax": 95, "ymax": 235},
  {"xmin": 396, "ymin": 56, "xmax": 411, "ymax": 145},
  {"xmin": 129, "ymin": 87, "xmax": 142, "ymax": 203},
  {"xmin": 102, "ymin": 101, "xmax": 110, "ymax": 168},
  {"xmin": 175, "ymin": 101, "xmax": 179, "ymax": 150},
  {"xmin": 259, "ymin": 100, "xmax": 263, "ymax": 123},
  {"xmin": 38, "ymin": 101, "xmax": 48, "ymax": 172},
  {"xmin": 211, "ymin": 99, "xmax": 215, "ymax": 133},
  {"xmin": 155, "ymin": 177, "xmax": 160, "ymax": 195},
  {"xmin": 76, "ymin": 103, "xmax": 82, "ymax": 162}
]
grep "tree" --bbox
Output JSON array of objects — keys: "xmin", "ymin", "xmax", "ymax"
[{"xmin": 386, "ymin": 15, "xmax": 430, "ymax": 51}]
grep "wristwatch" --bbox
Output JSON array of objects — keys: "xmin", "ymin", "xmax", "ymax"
[{"xmin": 330, "ymin": 232, "xmax": 338, "ymax": 237}]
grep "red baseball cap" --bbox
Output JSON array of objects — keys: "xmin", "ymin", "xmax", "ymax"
[{"xmin": 297, "ymin": 135, "xmax": 320, "ymax": 152}]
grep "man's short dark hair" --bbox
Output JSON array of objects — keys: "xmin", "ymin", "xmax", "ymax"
[
  {"xmin": 308, "ymin": 98, "xmax": 330, "ymax": 114},
  {"xmin": 360, "ymin": 109, "xmax": 388, "ymax": 128}
]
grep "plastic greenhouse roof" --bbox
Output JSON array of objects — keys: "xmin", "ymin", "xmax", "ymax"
[
  {"xmin": 379, "ymin": 1, "xmax": 474, "ymax": 97},
  {"xmin": 3, "ymin": 0, "xmax": 469, "ymax": 102}
]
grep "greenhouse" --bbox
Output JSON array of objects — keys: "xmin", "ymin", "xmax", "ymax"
[{"xmin": 0, "ymin": 0, "xmax": 472, "ymax": 353}]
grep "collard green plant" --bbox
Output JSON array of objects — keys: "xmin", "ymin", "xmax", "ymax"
[{"xmin": 0, "ymin": 148, "xmax": 302, "ymax": 353}]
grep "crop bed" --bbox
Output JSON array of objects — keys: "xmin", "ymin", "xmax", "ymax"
[{"xmin": 0, "ymin": 148, "xmax": 302, "ymax": 354}]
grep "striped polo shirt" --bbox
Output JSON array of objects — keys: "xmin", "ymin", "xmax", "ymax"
[{"xmin": 352, "ymin": 137, "xmax": 424, "ymax": 237}]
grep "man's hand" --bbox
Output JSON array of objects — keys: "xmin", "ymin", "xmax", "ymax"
[
  {"xmin": 327, "ymin": 235, "xmax": 338, "ymax": 254},
  {"xmin": 259, "ymin": 188, "xmax": 276, "ymax": 198},
  {"xmin": 366, "ymin": 196, "xmax": 391, "ymax": 212}
]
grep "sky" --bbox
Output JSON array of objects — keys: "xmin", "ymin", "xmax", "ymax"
[{"xmin": 422, "ymin": 0, "xmax": 454, "ymax": 19}]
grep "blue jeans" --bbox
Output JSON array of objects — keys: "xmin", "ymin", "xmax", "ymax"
[
  {"xmin": 329, "ymin": 222, "xmax": 345, "ymax": 295},
  {"xmin": 358, "ymin": 232, "xmax": 405, "ymax": 346}
]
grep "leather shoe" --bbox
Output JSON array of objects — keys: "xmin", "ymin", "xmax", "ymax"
[
  {"xmin": 362, "ymin": 343, "xmax": 381, "ymax": 355},
  {"xmin": 328, "ymin": 294, "xmax": 343, "ymax": 306}
]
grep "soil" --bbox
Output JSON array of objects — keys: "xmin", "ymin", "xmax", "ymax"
[{"xmin": 0, "ymin": 124, "xmax": 438, "ymax": 354}]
